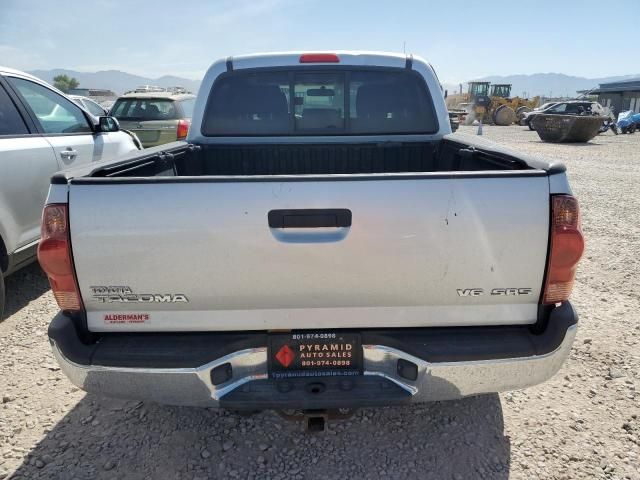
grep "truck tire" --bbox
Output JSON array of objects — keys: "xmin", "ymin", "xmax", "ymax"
[
  {"xmin": 493, "ymin": 105, "xmax": 517, "ymax": 126},
  {"xmin": 0, "ymin": 273, "xmax": 5, "ymax": 320},
  {"xmin": 516, "ymin": 106, "xmax": 532, "ymax": 122}
]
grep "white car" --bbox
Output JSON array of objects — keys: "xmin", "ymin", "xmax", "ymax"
[
  {"xmin": 69, "ymin": 95, "xmax": 109, "ymax": 117},
  {"xmin": 0, "ymin": 67, "xmax": 140, "ymax": 317}
]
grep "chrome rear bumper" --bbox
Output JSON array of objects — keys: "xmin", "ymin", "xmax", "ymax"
[{"xmin": 51, "ymin": 323, "xmax": 576, "ymax": 408}]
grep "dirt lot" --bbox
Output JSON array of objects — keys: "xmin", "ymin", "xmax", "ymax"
[{"xmin": 1, "ymin": 125, "xmax": 639, "ymax": 480}]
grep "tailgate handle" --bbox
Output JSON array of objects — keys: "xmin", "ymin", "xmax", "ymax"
[{"xmin": 268, "ymin": 209, "xmax": 352, "ymax": 228}]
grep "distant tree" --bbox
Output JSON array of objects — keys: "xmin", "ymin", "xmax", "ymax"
[{"xmin": 53, "ymin": 74, "xmax": 79, "ymax": 93}]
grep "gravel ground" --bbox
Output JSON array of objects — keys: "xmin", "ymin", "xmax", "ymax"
[{"xmin": 1, "ymin": 125, "xmax": 639, "ymax": 480}]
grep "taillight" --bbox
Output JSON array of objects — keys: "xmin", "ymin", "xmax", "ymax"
[
  {"xmin": 299, "ymin": 53, "xmax": 340, "ymax": 63},
  {"xmin": 543, "ymin": 195, "xmax": 585, "ymax": 304},
  {"xmin": 177, "ymin": 119, "xmax": 190, "ymax": 139},
  {"xmin": 37, "ymin": 204, "xmax": 83, "ymax": 312}
]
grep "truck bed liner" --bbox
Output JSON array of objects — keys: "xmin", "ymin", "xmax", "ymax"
[{"xmin": 52, "ymin": 134, "xmax": 564, "ymax": 184}]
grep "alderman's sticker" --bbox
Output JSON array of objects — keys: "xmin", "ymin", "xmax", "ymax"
[{"xmin": 104, "ymin": 313, "xmax": 150, "ymax": 324}]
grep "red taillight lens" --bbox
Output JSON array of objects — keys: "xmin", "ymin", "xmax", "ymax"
[
  {"xmin": 543, "ymin": 195, "xmax": 584, "ymax": 304},
  {"xmin": 177, "ymin": 119, "xmax": 190, "ymax": 140},
  {"xmin": 299, "ymin": 53, "xmax": 340, "ymax": 63},
  {"xmin": 37, "ymin": 204, "xmax": 83, "ymax": 312}
]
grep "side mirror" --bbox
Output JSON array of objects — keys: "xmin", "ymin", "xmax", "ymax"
[
  {"xmin": 98, "ymin": 116, "xmax": 120, "ymax": 132},
  {"xmin": 444, "ymin": 89, "xmax": 448, "ymax": 99}
]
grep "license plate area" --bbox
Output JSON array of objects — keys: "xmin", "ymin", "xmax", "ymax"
[{"xmin": 268, "ymin": 332, "xmax": 362, "ymax": 380}]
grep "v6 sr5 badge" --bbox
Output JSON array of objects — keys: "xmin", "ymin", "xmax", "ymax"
[{"xmin": 457, "ymin": 288, "xmax": 532, "ymax": 297}]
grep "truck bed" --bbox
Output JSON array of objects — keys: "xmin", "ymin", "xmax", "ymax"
[{"xmin": 54, "ymin": 133, "xmax": 558, "ymax": 181}]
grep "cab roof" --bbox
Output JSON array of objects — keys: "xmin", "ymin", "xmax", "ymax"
[{"xmin": 228, "ymin": 51, "xmax": 414, "ymax": 70}]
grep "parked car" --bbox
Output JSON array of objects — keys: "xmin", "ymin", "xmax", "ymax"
[
  {"xmin": 518, "ymin": 102, "xmax": 558, "ymax": 125},
  {"xmin": 616, "ymin": 110, "xmax": 640, "ymax": 134},
  {"xmin": 43, "ymin": 52, "xmax": 583, "ymax": 427},
  {"xmin": 67, "ymin": 88, "xmax": 117, "ymax": 106},
  {"xmin": 535, "ymin": 102, "xmax": 559, "ymax": 111},
  {"xmin": 70, "ymin": 95, "xmax": 109, "ymax": 117},
  {"xmin": 0, "ymin": 67, "xmax": 140, "ymax": 317},
  {"xmin": 523, "ymin": 100, "xmax": 606, "ymax": 130},
  {"xmin": 101, "ymin": 100, "xmax": 115, "ymax": 113},
  {"xmin": 110, "ymin": 91, "xmax": 195, "ymax": 148}
]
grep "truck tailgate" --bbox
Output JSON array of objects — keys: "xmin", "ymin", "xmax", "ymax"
[{"xmin": 68, "ymin": 174, "xmax": 550, "ymax": 332}]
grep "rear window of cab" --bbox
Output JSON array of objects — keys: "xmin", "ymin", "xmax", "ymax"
[{"xmin": 201, "ymin": 69, "xmax": 438, "ymax": 136}]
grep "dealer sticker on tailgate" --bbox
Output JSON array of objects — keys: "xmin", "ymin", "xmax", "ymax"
[{"xmin": 268, "ymin": 332, "xmax": 362, "ymax": 379}]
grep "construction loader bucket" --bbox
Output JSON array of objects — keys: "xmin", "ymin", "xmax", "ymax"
[
  {"xmin": 492, "ymin": 105, "xmax": 517, "ymax": 126},
  {"xmin": 532, "ymin": 114, "xmax": 606, "ymax": 143}
]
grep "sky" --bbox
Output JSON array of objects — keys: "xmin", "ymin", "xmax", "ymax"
[{"xmin": 1, "ymin": 0, "xmax": 638, "ymax": 83}]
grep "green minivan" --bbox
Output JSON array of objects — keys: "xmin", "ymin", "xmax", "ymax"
[{"xmin": 110, "ymin": 92, "xmax": 196, "ymax": 148}]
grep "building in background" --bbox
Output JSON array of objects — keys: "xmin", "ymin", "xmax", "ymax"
[
  {"xmin": 588, "ymin": 79, "xmax": 640, "ymax": 114},
  {"xmin": 67, "ymin": 88, "xmax": 117, "ymax": 105}
]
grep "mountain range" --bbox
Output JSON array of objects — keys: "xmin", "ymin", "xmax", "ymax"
[
  {"xmin": 28, "ymin": 69, "xmax": 201, "ymax": 95},
  {"xmin": 28, "ymin": 69, "xmax": 640, "ymax": 99}
]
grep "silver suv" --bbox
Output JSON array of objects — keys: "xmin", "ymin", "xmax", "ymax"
[{"xmin": 0, "ymin": 67, "xmax": 139, "ymax": 317}]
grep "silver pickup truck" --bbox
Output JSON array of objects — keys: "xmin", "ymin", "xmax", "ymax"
[{"xmin": 42, "ymin": 52, "xmax": 584, "ymax": 418}]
